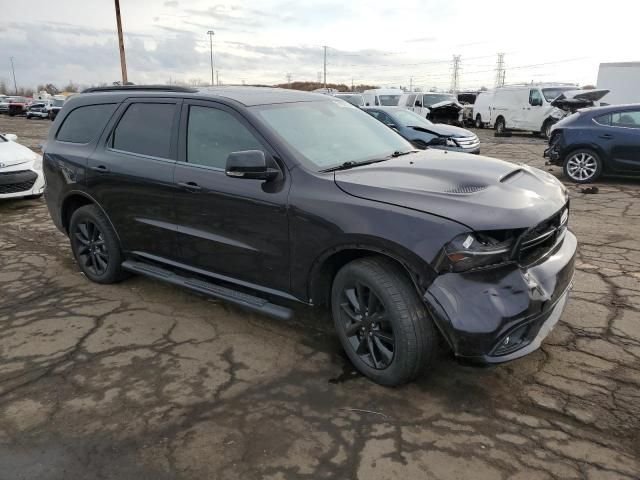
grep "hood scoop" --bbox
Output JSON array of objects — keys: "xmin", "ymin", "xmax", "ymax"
[{"xmin": 445, "ymin": 184, "xmax": 488, "ymax": 194}]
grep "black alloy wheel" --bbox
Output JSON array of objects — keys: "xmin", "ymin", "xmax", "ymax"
[
  {"xmin": 73, "ymin": 220, "xmax": 109, "ymax": 276},
  {"xmin": 338, "ymin": 281, "xmax": 395, "ymax": 369}
]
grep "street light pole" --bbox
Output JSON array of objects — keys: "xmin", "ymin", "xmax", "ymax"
[
  {"xmin": 207, "ymin": 30, "xmax": 215, "ymax": 86},
  {"xmin": 9, "ymin": 57, "xmax": 17, "ymax": 94},
  {"xmin": 114, "ymin": 0, "xmax": 128, "ymax": 85}
]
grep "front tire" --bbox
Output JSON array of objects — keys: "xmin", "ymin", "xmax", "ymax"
[
  {"xmin": 69, "ymin": 205, "xmax": 127, "ymax": 284},
  {"xmin": 495, "ymin": 117, "xmax": 506, "ymax": 134},
  {"xmin": 331, "ymin": 257, "xmax": 437, "ymax": 386},
  {"xmin": 563, "ymin": 149, "xmax": 602, "ymax": 183}
]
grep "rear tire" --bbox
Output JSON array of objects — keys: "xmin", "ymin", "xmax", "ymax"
[
  {"xmin": 495, "ymin": 117, "xmax": 506, "ymax": 134},
  {"xmin": 563, "ymin": 148, "xmax": 603, "ymax": 183},
  {"xmin": 331, "ymin": 257, "xmax": 437, "ymax": 386},
  {"xmin": 69, "ymin": 205, "xmax": 128, "ymax": 284}
]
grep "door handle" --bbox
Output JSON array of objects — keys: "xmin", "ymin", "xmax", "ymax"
[
  {"xmin": 599, "ymin": 134, "xmax": 613, "ymax": 140},
  {"xmin": 90, "ymin": 165, "xmax": 109, "ymax": 173},
  {"xmin": 178, "ymin": 181, "xmax": 202, "ymax": 191}
]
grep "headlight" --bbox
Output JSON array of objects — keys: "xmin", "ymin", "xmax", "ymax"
[
  {"xmin": 435, "ymin": 232, "xmax": 515, "ymax": 273},
  {"xmin": 32, "ymin": 155, "xmax": 43, "ymax": 170}
]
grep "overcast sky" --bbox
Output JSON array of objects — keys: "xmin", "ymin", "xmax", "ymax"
[{"xmin": 1, "ymin": 0, "xmax": 637, "ymax": 91}]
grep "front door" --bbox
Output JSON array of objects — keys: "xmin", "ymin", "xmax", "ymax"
[
  {"xmin": 607, "ymin": 110, "xmax": 640, "ymax": 171},
  {"xmin": 173, "ymin": 100, "xmax": 291, "ymax": 292}
]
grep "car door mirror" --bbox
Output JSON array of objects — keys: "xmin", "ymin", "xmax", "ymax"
[
  {"xmin": 225, "ymin": 150, "xmax": 279, "ymax": 181},
  {"xmin": 3, "ymin": 133, "xmax": 17, "ymax": 142}
]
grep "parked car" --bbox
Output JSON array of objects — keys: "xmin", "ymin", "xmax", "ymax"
[
  {"xmin": 0, "ymin": 96, "xmax": 15, "ymax": 114},
  {"xmin": 473, "ymin": 84, "xmax": 609, "ymax": 138},
  {"xmin": 362, "ymin": 88, "xmax": 403, "ymax": 107},
  {"xmin": 8, "ymin": 97, "xmax": 30, "ymax": 116},
  {"xmin": 26, "ymin": 102, "xmax": 50, "ymax": 119},
  {"xmin": 363, "ymin": 107, "xmax": 480, "ymax": 154},
  {"xmin": 44, "ymin": 85, "xmax": 576, "ymax": 386},
  {"xmin": 457, "ymin": 91, "xmax": 479, "ymax": 127},
  {"xmin": 49, "ymin": 96, "xmax": 67, "ymax": 120},
  {"xmin": 0, "ymin": 133, "xmax": 45, "ymax": 199},
  {"xmin": 544, "ymin": 104, "xmax": 640, "ymax": 183},
  {"xmin": 399, "ymin": 92, "xmax": 463, "ymax": 125},
  {"xmin": 335, "ymin": 93, "xmax": 365, "ymax": 107}
]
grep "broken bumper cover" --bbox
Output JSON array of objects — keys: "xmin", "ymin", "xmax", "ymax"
[
  {"xmin": 424, "ymin": 230, "xmax": 577, "ymax": 363},
  {"xmin": 543, "ymin": 134, "xmax": 564, "ymax": 164}
]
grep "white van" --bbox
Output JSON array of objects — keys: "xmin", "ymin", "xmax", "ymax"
[
  {"xmin": 399, "ymin": 92, "xmax": 463, "ymax": 125},
  {"xmin": 362, "ymin": 88, "xmax": 403, "ymax": 107},
  {"xmin": 472, "ymin": 84, "xmax": 608, "ymax": 138}
]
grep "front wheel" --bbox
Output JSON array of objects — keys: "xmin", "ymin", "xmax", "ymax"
[
  {"xmin": 563, "ymin": 149, "xmax": 602, "ymax": 183},
  {"xmin": 495, "ymin": 117, "xmax": 506, "ymax": 134},
  {"xmin": 331, "ymin": 257, "xmax": 437, "ymax": 386}
]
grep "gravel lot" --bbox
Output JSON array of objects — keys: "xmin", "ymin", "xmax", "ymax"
[{"xmin": 1, "ymin": 115, "xmax": 639, "ymax": 479}]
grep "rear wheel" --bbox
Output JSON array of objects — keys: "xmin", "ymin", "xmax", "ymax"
[
  {"xmin": 69, "ymin": 205, "xmax": 127, "ymax": 284},
  {"xmin": 563, "ymin": 149, "xmax": 602, "ymax": 183},
  {"xmin": 331, "ymin": 257, "xmax": 437, "ymax": 386},
  {"xmin": 475, "ymin": 114, "xmax": 483, "ymax": 129},
  {"xmin": 495, "ymin": 117, "xmax": 506, "ymax": 134}
]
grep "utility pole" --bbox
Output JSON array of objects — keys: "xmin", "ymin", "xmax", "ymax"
[
  {"xmin": 323, "ymin": 46, "xmax": 327, "ymax": 89},
  {"xmin": 207, "ymin": 30, "xmax": 215, "ymax": 86},
  {"xmin": 495, "ymin": 53, "xmax": 505, "ymax": 87},
  {"xmin": 286, "ymin": 73, "xmax": 293, "ymax": 88},
  {"xmin": 216, "ymin": 70, "xmax": 219, "ymax": 86},
  {"xmin": 409, "ymin": 76, "xmax": 413, "ymax": 92},
  {"xmin": 114, "ymin": 0, "xmax": 128, "ymax": 85},
  {"xmin": 351, "ymin": 78, "xmax": 354, "ymax": 91},
  {"xmin": 9, "ymin": 57, "xmax": 17, "ymax": 94},
  {"xmin": 450, "ymin": 55, "xmax": 461, "ymax": 94}
]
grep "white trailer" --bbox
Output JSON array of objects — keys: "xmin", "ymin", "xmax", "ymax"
[{"xmin": 597, "ymin": 62, "xmax": 640, "ymax": 105}]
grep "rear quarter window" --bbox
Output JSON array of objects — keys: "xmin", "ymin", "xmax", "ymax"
[{"xmin": 56, "ymin": 104, "xmax": 117, "ymax": 144}]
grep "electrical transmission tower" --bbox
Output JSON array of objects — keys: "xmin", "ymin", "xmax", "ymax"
[
  {"xmin": 495, "ymin": 53, "xmax": 506, "ymax": 87},
  {"xmin": 450, "ymin": 55, "xmax": 461, "ymax": 94},
  {"xmin": 286, "ymin": 73, "xmax": 293, "ymax": 88}
]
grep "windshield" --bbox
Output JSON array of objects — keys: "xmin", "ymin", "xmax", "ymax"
[
  {"xmin": 379, "ymin": 95, "xmax": 401, "ymax": 106},
  {"xmin": 423, "ymin": 94, "xmax": 456, "ymax": 107},
  {"xmin": 336, "ymin": 94, "xmax": 364, "ymax": 107},
  {"xmin": 53, "ymin": 99, "xmax": 65, "ymax": 107},
  {"xmin": 392, "ymin": 110, "xmax": 434, "ymax": 128},
  {"xmin": 253, "ymin": 100, "xmax": 412, "ymax": 171},
  {"xmin": 542, "ymin": 87, "xmax": 574, "ymax": 102}
]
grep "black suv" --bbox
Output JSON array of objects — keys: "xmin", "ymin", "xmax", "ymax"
[{"xmin": 44, "ymin": 86, "xmax": 576, "ymax": 385}]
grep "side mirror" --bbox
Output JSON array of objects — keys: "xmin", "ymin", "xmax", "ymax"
[
  {"xmin": 225, "ymin": 150, "xmax": 279, "ymax": 181},
  {"xmin": 4, "ymin": 133, "xmax": 17, "ymax": 142}
]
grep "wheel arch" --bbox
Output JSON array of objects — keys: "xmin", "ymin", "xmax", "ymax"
[
  {"xmin": 307, "ymin": 243, "xmax": 436, "ymax": 307},
  {"xmin": 60, "ymin": 191, "xmax": 122, "ymax": 243}
]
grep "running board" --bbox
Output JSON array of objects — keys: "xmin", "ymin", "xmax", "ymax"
[{"xmin": 121, "ymin": 260, "xmax": 293, "ymax": 320}]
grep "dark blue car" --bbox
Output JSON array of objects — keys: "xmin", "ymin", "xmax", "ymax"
[
  {"xmin": 363, "ymin": 106, "xmax": 480, "ymax": 154},
  {"xmin": 545, "ymin": 104, "xmax": 640, "ymax": 183}
]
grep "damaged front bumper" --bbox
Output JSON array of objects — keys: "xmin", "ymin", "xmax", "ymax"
[
  {"xmin": 424, "ymin": 230, "xmax": 576, "ymax": 363},
  {"xmin": 543, "ymin": 133, "xmax": 564, "ymax": 164}
]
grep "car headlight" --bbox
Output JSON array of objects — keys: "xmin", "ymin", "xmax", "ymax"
[
  {"xmin": 435, "ymin": 232, "xmax": 514, "ymax": 273},
  {"xmin": 32, "ymin": 155, "xmax": 43, "ymax": 170}
]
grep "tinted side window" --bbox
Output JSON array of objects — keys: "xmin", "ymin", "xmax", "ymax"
[
  {"xmin": 415, "ymin": 95, "xmax": 423, "ymax": 107},
  {"xmin": 57, "ymin": 104, "xmax": 117, "ymax": 144},
  {"xmin": 611, "ymin": 111, "xmax": 640, "ymax": 128},
  {"xmin": 595, "ymin": 114, "xmax": 611, "ymax": 126},
  {"xmin": 112, "ymin": 103, "xmax": 175, "ymax": 158},
  {"xmin": 187, "ymin": 106, "xmax": 263, "ymax": 169},
  {"xmin": 529, "ymin": 89, "xmax": 543, "ymax": 106}
]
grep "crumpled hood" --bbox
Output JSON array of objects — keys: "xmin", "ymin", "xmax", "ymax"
[
  {"xmin": 413, "ymin": 123, "xmax": 473, "ymax": 138},
  {"xmin": 429, "ymin": 100, "xmax": 463, "ymax": 111},
  {"xmin": 0, "ymin": 138, "xmax": 38, "ymax": 167},
  {"xmin": 334, "ymin": 149, "xmax": 567, "ymax": 231},
  {"xmin": 551, "ymin": 89, "xmax": 609, "ymax": 109}
]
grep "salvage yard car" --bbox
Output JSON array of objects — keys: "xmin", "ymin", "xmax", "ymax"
[
  {"xmin": 26, "ymin": 102, "xmax": 51, "ymax": 119},
  {"xmin": 544, "ymin": 103, "xmax": 640, "ymax": 183},
  {"xmin": 0, "ymin": 133, "xmax": 45, "ymax": 199},
  {"xmin": 399, "ymin": 92, "xmax": 463, "ymax": 125},
  {"xmin": 363, "ymin": 106, "xmax": 480, "ymax": 154},
  {"xmin": 43, "ymin": 86, "xmax": 576, "ymax": 385}
]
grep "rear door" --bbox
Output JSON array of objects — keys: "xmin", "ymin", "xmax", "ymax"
[
  {"xmin": 173, "ymin": 100, "xmax": 291, "ymax": 292},
  {"xmin": 598, "ymin": 110, "xmax": 640, "ymax": 171},
  {"xmin": 87, "ymin": 98, "xmax": 181, "ymax": 259}
]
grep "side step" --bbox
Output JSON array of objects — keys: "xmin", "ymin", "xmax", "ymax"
[{"xmin": 121, "ymin": 260, "xmax": 293, "ymax": 320}]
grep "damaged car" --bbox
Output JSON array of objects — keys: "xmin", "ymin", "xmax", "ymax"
[
  {"xmin": 400, "ymin": 92, "xmax": 464, "ymax": 125},
  {"xmin": 364, "ymin": 106, "xmax": 480, "ymax": 154},
  {"xmin": 44, "ymin": 86, "xmax": 576, "ymax": 386}
]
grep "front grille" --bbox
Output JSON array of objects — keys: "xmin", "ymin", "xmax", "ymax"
[
  {"xmin": 0, "ymin": 179, "xmax": 35, "ymax": 194},
  {"xmin": 514, "ymin": 206, "xmax": 568, "ymax": 265},
  {"xmin": 454, "ymin": 135, "xmax": 480, "ymax": 149}
]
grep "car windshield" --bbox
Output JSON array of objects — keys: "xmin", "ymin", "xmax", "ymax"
[
  {"xmin": 423, "ymin": 94, "xmax": 456, "ymax": 107},
  {"xmin": 336, "ymin": 95, "xmax": 364, "ymax": 107},
  {"xmin": 391, "ymin": 110, "xmax": 434, "ymax": 128},
  {"xmin": 253, "ymin": 100, "xmax": 412, "ymax": 171},
  {"xmin": 542, "ymin": 87, "xmax": 574, "ymax": 102},
  {"xmin": 379, "ymin": 95, "xmax": 401, "ymax": 106},
  {"xmin": 53, "ymin": 99, "xmax": 65, "ymax": 107}
]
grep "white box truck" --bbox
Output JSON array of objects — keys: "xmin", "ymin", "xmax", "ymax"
[{"xmin": 597, "ymin": 62, "xmax": 640, "ymax": 105}]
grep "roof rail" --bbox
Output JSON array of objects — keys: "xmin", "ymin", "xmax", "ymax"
[{"xmin": 81, "ymin": 85, "xmax": 198, "ymax": 94}]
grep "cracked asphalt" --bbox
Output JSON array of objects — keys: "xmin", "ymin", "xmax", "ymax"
[{"xmin": 1, "ymin": 116, "xmax": 639, "ymax": 479}]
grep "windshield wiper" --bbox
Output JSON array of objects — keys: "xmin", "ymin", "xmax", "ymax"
[
  {"xmin": 320, "ymin": 150, "xmax": 418, "ymax": 173},
  {"xmin": 390, "ymin": 150, "xmax": 418, "ymax": 157}
]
